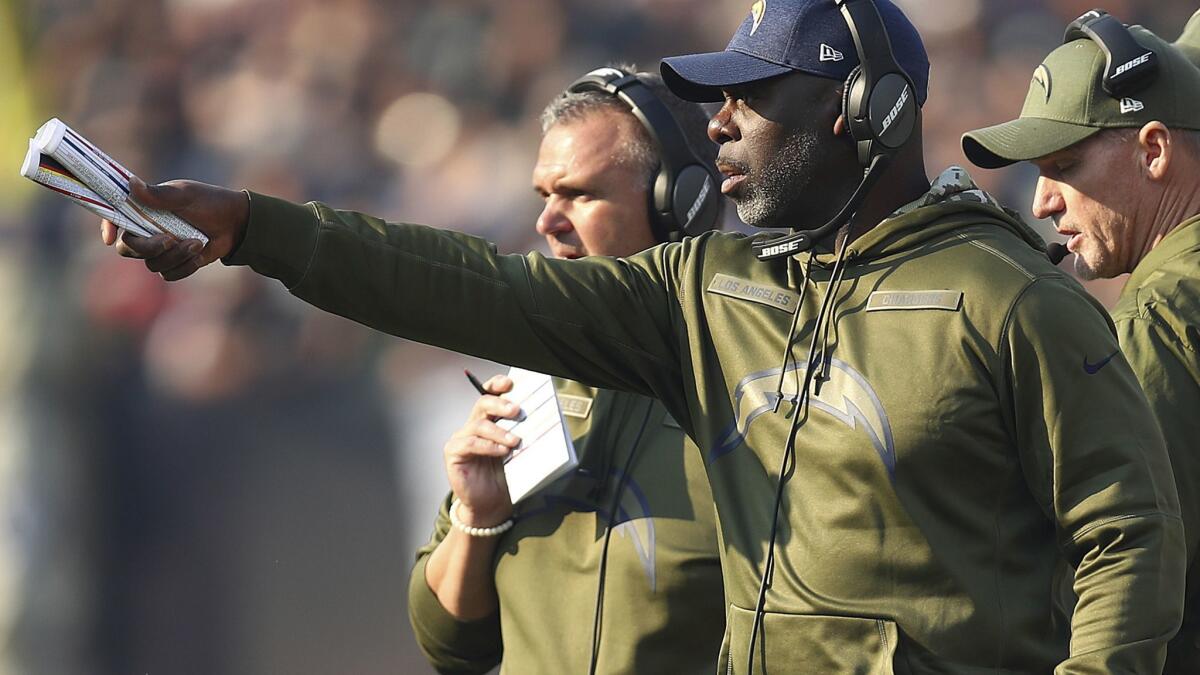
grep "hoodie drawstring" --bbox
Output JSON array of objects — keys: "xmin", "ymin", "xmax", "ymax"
[
  {"xmin": 771, "ymin": 255, "xmax": 814, "ymax": 413},
  {"xmin": 815, "ymin": 247, "xmax": 852, "ymax": 393}
]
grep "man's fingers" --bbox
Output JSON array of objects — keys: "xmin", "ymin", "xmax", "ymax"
[
  {"xmin": 445, "ymin": 434, "xmax": 516, "ymax": 461},
  {"xmin": 466, "ymin": 435, "xmax": 516, "ymax": 457},
  {"xmin": 448, "ymin": 417, "xmax": 520, "ymax": 447},
  {"xmin": 114, "ymin": 231, "xmax": 174, "ymax": 259},
  {"xmin": 469, "ymin": 394, "xmax": 521, "ymax": 421},
  {"xmin": 144, "ymin": 239, "xmax": 204, "ymax": 274},
  {"xmin": 483, "ymin": 375, "xmax": 514, "ymax": 394},
  {"xmin": 159, "ymin": 256, "xmax": 203, "ymax": 282},
  {"xmin": 111, "ymin": 231, "xmax": 204, "ymax": 281},
  {"xmin": 469, "ymin": 419, "xmax": 520, "ymax": 448},
  {"xmin": 100, "ymin": 219, "xmax": 119, "ymax": 246}
]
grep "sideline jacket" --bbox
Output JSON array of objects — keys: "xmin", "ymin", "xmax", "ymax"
[
  {"xmin": 1112, "ymin": 214, "xmax": 1200, "ymax": 675},
  {"xmin": 407, "ymin": 380, "xmax": 725, "ymax": 674},
  {"xmin": 227, "ymin": 167, "xmax": 1185, "ymax": 674}
]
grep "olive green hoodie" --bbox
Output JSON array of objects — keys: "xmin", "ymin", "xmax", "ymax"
[
  {"xmin": 407, "ymin": 381, "xmax": 725, "ymax": 674},
  {"xmin": 1112, "ymin": 214, "xmax": 1200, "ymax": 675},
  {"xmin": 227, "ymin": 167, "xmax": 1184, "ymax": 673}
]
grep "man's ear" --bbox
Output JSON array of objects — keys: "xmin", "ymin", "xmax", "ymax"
[
  {"xmin": 1138, "ymin": 121, "xmax": 1171, "ymax": 181},
  {"xmin": 834, "ymin": 114, "xmax": 847, "ymax": 137}
]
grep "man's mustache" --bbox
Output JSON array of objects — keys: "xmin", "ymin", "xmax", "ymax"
[{"xmin": 716, "ymin": 157, "xmax": 750, "ymax": 176}]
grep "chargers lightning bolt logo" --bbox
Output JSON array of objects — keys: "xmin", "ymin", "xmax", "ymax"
[
  {"xmin": 749, "ymin": 1, "xmax": 766, "ymax": 36},
  {"xmin": 711, "ymin": 359, "xmax": 896, "ymax": 480},
  {"xmin": 527, "ymin": 471, "xmax": 658, "ymax": 590},
  {"xmin": 1032, "ymin": 64, "xmax": 1052, "ymax": 103}
]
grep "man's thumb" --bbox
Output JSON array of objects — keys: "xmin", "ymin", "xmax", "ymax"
[{"xmin": 130, "ymin": 176, "xmax": 184, "ymax": 210}]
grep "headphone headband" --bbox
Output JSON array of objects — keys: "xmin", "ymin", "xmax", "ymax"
[
  {"xmin": 837, "ymin": 0, "xmax": 903, "ymax": 88},
  {"xmin": 568, "ymin": 69, "xmax": 700, "ymax": 180},
  {"xmin": 836, "ymin": 0, "xmax": 918, "ymax": 168},
  {"xmin": 566, "ymin": 67, "xmax": 719, "ymax": 241},
  {"xmin": 1064, "ymin": 9, "xmax": 1158, "ymax": 97}
]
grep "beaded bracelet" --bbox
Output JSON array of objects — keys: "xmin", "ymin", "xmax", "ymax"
[{"xmin": 449, "ymin": 498, "xmax": 514, "ymax": 537}]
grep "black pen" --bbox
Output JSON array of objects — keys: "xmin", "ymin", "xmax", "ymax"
[{"xmin": 464, "ymin": 369, "xmax": 488, "ymax": 395}]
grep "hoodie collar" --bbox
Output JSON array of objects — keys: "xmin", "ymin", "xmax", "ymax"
[
  {"xmin": 1126, "ymin": 213, "xmax": 1200, "ymax": 292},
  {"xmin": 803, "ymin": 166, "xmax": 1040, "ymax": 267}
]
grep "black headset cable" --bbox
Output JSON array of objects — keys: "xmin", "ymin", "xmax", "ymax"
[
  {"xmin": 587, "ymin": 399, "xmax": 656, "ymax": 675},
  {"xmin": 746, "ymin": 237, "xmax": 851, "ymax": 674},
  {"xmin": 771, "ymin": 256, "xmax": 815, "ymax": 413}
]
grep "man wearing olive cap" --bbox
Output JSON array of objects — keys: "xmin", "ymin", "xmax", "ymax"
[{"xmin": 964, "ymin": 10, "xmax": 1200, "ymax": 673}]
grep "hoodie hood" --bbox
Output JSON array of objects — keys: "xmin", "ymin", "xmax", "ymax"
[{"xmin": 808, "ymin": 166, "xmax": 1046, "ymax": 266}]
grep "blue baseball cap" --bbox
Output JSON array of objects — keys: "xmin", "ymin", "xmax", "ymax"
[{"xmin": 661, "ymin": 0, "xmax": 929, "ymax": 105}]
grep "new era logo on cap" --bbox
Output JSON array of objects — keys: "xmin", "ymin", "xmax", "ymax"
[
  {"xmin": 819, "ymin": 43, "xmax": 844, "ymax": 62},
  {"xmin": 1120, "ymin": 97, "xmax": 1144, "ymax": 113}
]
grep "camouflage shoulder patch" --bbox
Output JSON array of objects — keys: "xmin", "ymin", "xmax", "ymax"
[
  {"xmin": 866, "ymin": 290, "xmax": 963, "ymax": 312},
  {"xmin": 889, "ymin": 166, "xmax": 1000, "ymax": 218},
  {"xmin": 706, "ymin": 273, "xmax": 799, "ymax": 312}
]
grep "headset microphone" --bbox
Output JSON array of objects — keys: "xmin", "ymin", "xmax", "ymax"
[
  {"xmin": 753, "ymin": 154, "xmax": 891, "ymax": 260},
  {"xmin": 1047, "ymin": 241, "xmax": 1068, "ymax": 265}
]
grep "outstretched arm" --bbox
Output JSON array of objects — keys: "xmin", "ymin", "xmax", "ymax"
[{"xmin": 100, "ymin": 181, "xmax": 690, "ymax": 411}]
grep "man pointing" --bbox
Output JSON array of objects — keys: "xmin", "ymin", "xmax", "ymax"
[{"xmin": 103, "ymin": 1, "xmax": 1184, "ymax": 671}]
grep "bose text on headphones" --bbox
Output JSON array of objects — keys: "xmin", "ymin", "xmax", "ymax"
[
  {"xmin": 753, "ymin": 0, "xmax": 918, "ymax": 260},
  {"xmin": 1064, "ymin": 9, "xmax": 1159, "ymax": 97},
  {"xmin": 567, "ymin": 67, "xmax": 720, "ymax": 242}
]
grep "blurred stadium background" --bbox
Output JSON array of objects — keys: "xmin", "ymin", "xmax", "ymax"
[{"xmin": 0, "ymin": 0, "xmax": 1195, "ymax": 673}]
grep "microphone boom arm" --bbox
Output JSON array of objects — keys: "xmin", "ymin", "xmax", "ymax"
[{"xmin": 753, "ymin": 154, "xmax": 892, "ymax": 261}]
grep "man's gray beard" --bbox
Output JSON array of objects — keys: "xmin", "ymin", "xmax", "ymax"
[
  {"xmin": 734, "ymin": 127, "xmax": 823, "ymax": 228},
  {"xmin": 1073, "ymin": 255, "xmax": 1100, "ymax": 281}
]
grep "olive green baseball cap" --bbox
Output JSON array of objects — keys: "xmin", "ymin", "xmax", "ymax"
[
  {"xmin": 962, "ymin": 24, "xmax": 1200, "ymax": 169},
  {"xmin": 1175, "ymin": 9, "xmax": 1200, "ymax": 67}
]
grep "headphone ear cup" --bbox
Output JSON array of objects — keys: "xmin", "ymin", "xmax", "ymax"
[
  {"xmin": 648, "ymin": 165, "xmax": 676, "ymax": 243},
  {"xmin": 841, "ymin": 65, "xmax": 862, "ymax": 134},
  {"xmin": 671, "ymin": 165, "xmax": 718, "ymax": 237},
  {"xmin": 841, "ymin": 65, "xmax": 881, "ymax": 167},
  {"xmin": 867, "ymin": 72, "xmax": 917, "ymax": 151}
]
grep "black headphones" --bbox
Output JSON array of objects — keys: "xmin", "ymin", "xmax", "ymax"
[
  {"xmin": 1064, "ymin": 9, "xmax": 1159, "ymax": 97},
  {"xmin": 567, "ymin": 67, "xmax": 720, "ymax": 243},
  {"xmin": 839, "ymin": 0, "xmax": 919, "ymax": 167},
  {"xmin": 753, "ymin": 0, "xmax": 918, "ymax": 261}
]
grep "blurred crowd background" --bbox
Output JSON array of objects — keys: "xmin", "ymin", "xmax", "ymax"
[{"xmin": 0, "ymin": 0, "xmax": 1196, "ymax": 673}]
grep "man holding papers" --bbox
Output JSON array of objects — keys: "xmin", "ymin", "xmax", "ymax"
[
  {"xmin": 99, "ymin": 1, "xmax": 1184, "ymax": 671},
  {"xmin": 405, "ymin": 68, "xmax": 726, "ymax": 674}
]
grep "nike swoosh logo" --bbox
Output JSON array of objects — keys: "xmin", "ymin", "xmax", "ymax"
[{"xmin": 1083, "ymin": 350, "xmax": 1120, "ymax": 375}]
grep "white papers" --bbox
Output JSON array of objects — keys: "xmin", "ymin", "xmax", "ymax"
[
  {"xmin": 21, "ymin": 141, "xmax": 153, "ymax": 237},
  {"xmin": 498, "ymin": 368, "xmax": 578, "ymax": 503},
  {"xmin": 20, "ymin": 118, "xmax": 208, "ymax": 244}
]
